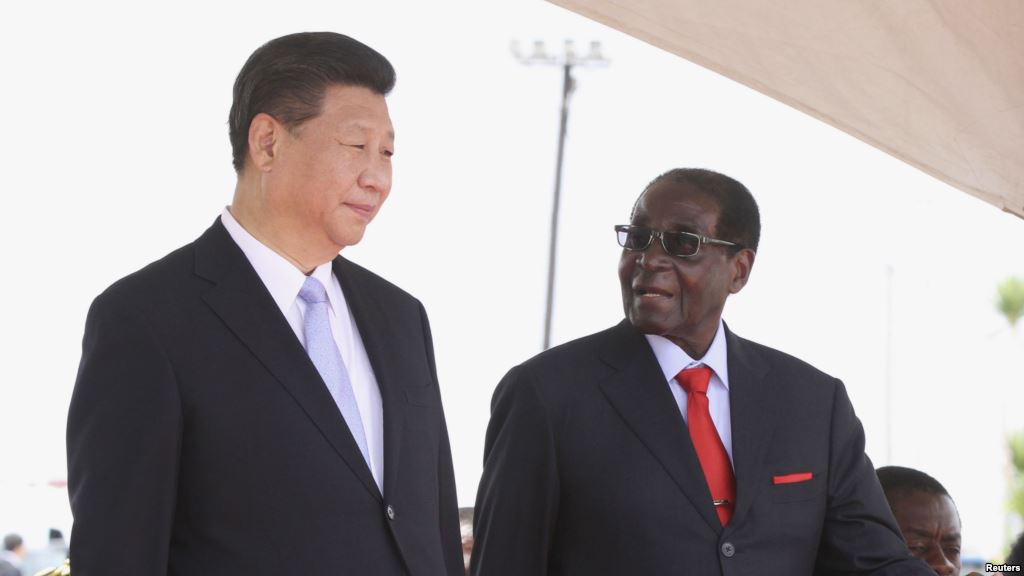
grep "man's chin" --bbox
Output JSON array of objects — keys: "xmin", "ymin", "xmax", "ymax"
[
  {"xmin": 329, "ymin": 224, "xmax": 368, "ymax": 250},
  {"xmin": 627, "ymin": 313, "xmax": 670, "ymax": 337}
]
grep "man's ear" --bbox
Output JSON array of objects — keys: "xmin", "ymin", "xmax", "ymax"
[
  {"xmin": 728, "ymin": 248, "xmax": 755, "ymax": 294},
  {"xmin": 247, "ymin": 112, "xmax": 281, "ymax": 172}
]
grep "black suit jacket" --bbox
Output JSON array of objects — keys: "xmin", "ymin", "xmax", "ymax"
[
  {"xmin": 471, "ymin": 321, "xmax": 931, "ymax": 576},
  {"xmin": 67, "ymin": 220, "xmax": 463, "ymax": 576}
]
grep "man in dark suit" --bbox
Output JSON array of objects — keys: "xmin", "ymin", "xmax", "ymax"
[
  {"xmin": 67, "ymin": 32, "xmax": 462, "ymax": 575},
  {"xmin": 471, "ymin": 168, "xmax": 933, "ymax": 575}
]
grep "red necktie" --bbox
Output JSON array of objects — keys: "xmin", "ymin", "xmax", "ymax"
[{"xmin": 677, "ymin": 366, "xmax": 736, "ymax": 526}]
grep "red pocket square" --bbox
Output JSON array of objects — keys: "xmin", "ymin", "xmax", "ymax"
[{"xmin": 773, "ymin": 472, "xmax": 813, "ymax": 485}]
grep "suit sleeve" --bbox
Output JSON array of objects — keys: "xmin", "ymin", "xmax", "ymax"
[
  {"xmin": 471, "ymin": 366, "xmax": 559, "ymax": 576},
  {"xmin": 418, "ymin": 301, "xmax": 464, "ymax": 576},
  {"xmin": 67, "ymin": 289, "xmax": 181, "ymax": 575},
  {"xmin": 814, "ymin": 380, "xmax": 932, "ymax": 575}
]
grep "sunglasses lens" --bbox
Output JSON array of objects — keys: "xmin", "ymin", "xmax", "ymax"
[
  {"xmin": 664, "ymin": 232, "xmax": 700, "ymax": 256},
  {"xmin": 617, "ymin": 227, "xmax": 651, "ymax": 250}
]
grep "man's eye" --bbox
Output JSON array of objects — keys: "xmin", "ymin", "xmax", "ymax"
[
  {"xmin": 338, "ymin": 141, "xmax": 365, "ymax": 149},
  {"xmin": 382, "ymin": 149, "xmax": 394, "ymax": 158}
]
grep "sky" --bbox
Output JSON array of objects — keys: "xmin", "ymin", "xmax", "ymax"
[{"xmin": 2, "ymin": 0, "xmax": 1023, "ymax": 560}]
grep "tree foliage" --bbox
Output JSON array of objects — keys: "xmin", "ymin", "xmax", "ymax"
[
  {"xmin": 1000, "ymin": 278, "xmax": 1024, "ymax": 552},
  {"xmin": 1012, "ymin": 432, "xmax": 1024, "ymax": 473},
  {"xmin": 996, "ymin": 276, "xmax": 1024, "ymax": 329},
  {"xmin": 1011, "ymin": 432, "xmax": 1024, "ymax": 521}
]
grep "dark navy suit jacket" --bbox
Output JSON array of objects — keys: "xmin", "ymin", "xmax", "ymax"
[
  {"xmin": 68, "ymin": 219, "xmax": 463, "ymax": 575},
  {"xmin": 472, "ymin": 321, "xmax": 931, "ymax": 576}
]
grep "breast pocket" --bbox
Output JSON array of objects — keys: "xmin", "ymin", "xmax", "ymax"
[{"xmin": 771, "ymin": 472, "xmax": 825, "ymax": 503}]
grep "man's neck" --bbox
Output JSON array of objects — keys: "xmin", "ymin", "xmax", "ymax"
[{"xmin": 229, "ymin": 178, "xmax": 339, "ymax": 274}]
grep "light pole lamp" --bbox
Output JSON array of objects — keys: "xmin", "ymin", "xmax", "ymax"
[{"xmin": 513, "ymin": 39, "xmax": 608, "ymax": 350}]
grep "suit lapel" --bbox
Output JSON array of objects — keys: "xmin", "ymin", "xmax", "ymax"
[
  {"xmin": 596, "ymin": 322, "xmax": 724, "ymax": 534},
  {"xmin": 724, "ymin": 327, "xmax": 780, "ymax": 528},
  {"xmin": 194, "ymin": 221, "xmax": 381, "ymax": 500},
  {"xmin": 333, "ymin": 257, "xmax": 407, "ymax": 504}
]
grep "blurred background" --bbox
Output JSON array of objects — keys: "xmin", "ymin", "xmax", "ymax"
[{"xmin": 1, "ymin": 0, "xmax": 1021, "ymax": 566}]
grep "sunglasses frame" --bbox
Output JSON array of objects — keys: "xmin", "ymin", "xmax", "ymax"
[{"xmin": 614, "ymin": 224, "xmax": 740, "ymax": 258}]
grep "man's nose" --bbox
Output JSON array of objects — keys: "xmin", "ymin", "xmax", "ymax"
[
  {"xmin": 358, "ymin": 152, "xmax": 392, "ymax": 193},
  {"xmin": 638, "ymin": 234, "xmax": 673, "ymax": 270},
  {"xmin": 925, "ymin": 549, "xmax": 956, "ymax": 576}
]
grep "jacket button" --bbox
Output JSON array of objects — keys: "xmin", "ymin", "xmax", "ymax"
[
  {"xmin": 721, "ymin": 542, "xmax": 735, "ymax": 557},
  {"xmin": 386, "ymin": 504, "xmax": 396, "ymax": 521}
]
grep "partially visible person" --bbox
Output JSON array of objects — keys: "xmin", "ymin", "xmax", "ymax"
[
  {"xmin": 47, "ymin": 529, "xmax": 66, "ymax": 557},
  {"xmin": 20, "ymin": 529, "xmax": 67, "ymax": 576},
  {"xmin": 876, "ymin": 466, "xmax": 982, "ymax": 576},
  {"xmin": 0, "ymin": 534, "xmax": 24, "ymax": 576},
  {"xmin": 459, "ymin": 507, "xmax": 475, "ymax": 575},
  {"xmin": 995, "ymin": 530, "xmax": 1024, "ymax": 574},
  {"xmin": 962, "ymin": 528, "xmax": 1023, "ymax": 575}
]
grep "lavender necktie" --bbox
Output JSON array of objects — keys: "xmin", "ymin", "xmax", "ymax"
[{"xmin": 298, "ymin": 276, "xmax": 371, "ymax": 466}]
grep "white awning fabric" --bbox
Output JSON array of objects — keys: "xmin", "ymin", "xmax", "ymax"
[{"xmin": 550, "ymin": 0, "xmax": 1024, "ymax": 218}]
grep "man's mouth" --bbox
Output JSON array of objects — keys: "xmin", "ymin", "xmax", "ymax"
[
  {"xmin": 635, "ymin": 285, "xmax": 672, "ymax": 299},
  {"xmin": 345, "ymin": 203, "xmax": 375, "ymax": 219}
]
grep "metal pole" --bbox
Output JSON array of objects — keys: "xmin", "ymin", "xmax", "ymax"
[
  {"xmin": 884, "ymin": 264, "xmax": 894, "ymax": 463},
  {"xmin": 513, "ymin": 39, "xmax": 606, "ymax": 350},
  {"xmin": 542, "ymin": 63, "xmax": 574, "ymax": 350}
]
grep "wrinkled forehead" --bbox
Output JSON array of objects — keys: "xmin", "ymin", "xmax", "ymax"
[
  {"xmin": 891, "ymin": 491, "xmax": 962, "ymax": 535},
  {"xmin": 631, "ymin": 182, "xmax": 721, "ymax": 231}
]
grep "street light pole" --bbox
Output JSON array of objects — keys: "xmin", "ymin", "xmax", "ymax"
[
  {"xmin": 542, "ymin": 61, "xmax": 572, "ymax": 351},
  {"xmin": 514, "ymin": 40, "xmax": 607, "ymax": 350}
]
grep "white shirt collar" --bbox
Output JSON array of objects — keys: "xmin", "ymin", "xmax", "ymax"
[
  {"xmin": 644, "ymin": 319, "xmax": 730, "ymax": 389},
  {"xmin": 220, "ymin": 207, "xmax": 339, "ymax": 317}
]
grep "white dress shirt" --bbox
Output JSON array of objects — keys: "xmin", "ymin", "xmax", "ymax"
[
  {"xmin": 645, "ymin": 320, "xmax": 734, "ymax": 466},
  {"xmin": 221, "ymin": 208, "xmax": 385, "ymax": 492}
]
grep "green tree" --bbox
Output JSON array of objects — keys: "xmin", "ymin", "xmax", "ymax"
[
  {"xmin": 998, "ymin": 276, "xmax": 1024, "ymax": 558},
  {"xmin": 996, "ymin": 276, "xmax": 1024, "ymax": 330},
  {"xmin": 1011, "ymin": 432, "xmax": 1024, "ymax": 520}
]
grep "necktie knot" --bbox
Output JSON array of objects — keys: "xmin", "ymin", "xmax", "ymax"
[
  {"xmin": 677, "ymin": 365, "xmax": 712, "ymax": 395},
  {"xmin": 298, "ymin": 276, "xmax": 329, "ymax": 305}
]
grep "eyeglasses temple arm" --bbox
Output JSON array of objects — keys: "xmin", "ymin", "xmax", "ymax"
[{"xmin": 703, "ymin": 237, "xmax": 738, "ymax": 247}]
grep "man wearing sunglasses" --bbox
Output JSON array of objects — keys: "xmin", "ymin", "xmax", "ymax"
[{"xmin": 472, "ymin": 168, "xmax": 931, "ymax": 575}]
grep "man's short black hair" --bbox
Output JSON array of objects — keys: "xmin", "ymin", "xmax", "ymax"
[
  {"xmin": 641, "ymin": 168, "xmax": 761, "ymax": 253},
  {"xmin": 228, "ymin": 31, "xmax": 396, "ymax": 172},
  {"xmin": 2, "ymin": 533, "xmax": 22, "ymax": 552},
  {"xmin": 1007, "ymin": 530, "xmax": 1024, "ymax": 565},
  {"xmin": 876, "ymin": 465, "xmax": 950, "ymax": 501}
]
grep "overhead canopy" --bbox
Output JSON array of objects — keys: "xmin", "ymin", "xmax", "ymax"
[{"xmin": 549, "ymin": 0, "xmax": 1024, "ymax": 218}]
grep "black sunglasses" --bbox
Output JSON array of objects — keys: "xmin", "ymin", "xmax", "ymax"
[{"xmin": 615, "ymin": 225, "xmax": 740, "ymax": 258}]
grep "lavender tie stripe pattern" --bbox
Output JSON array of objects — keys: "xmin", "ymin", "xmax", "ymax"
[{"xmin": 298, "ymin": 276, "xmax": 371, "ymax": 467}]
